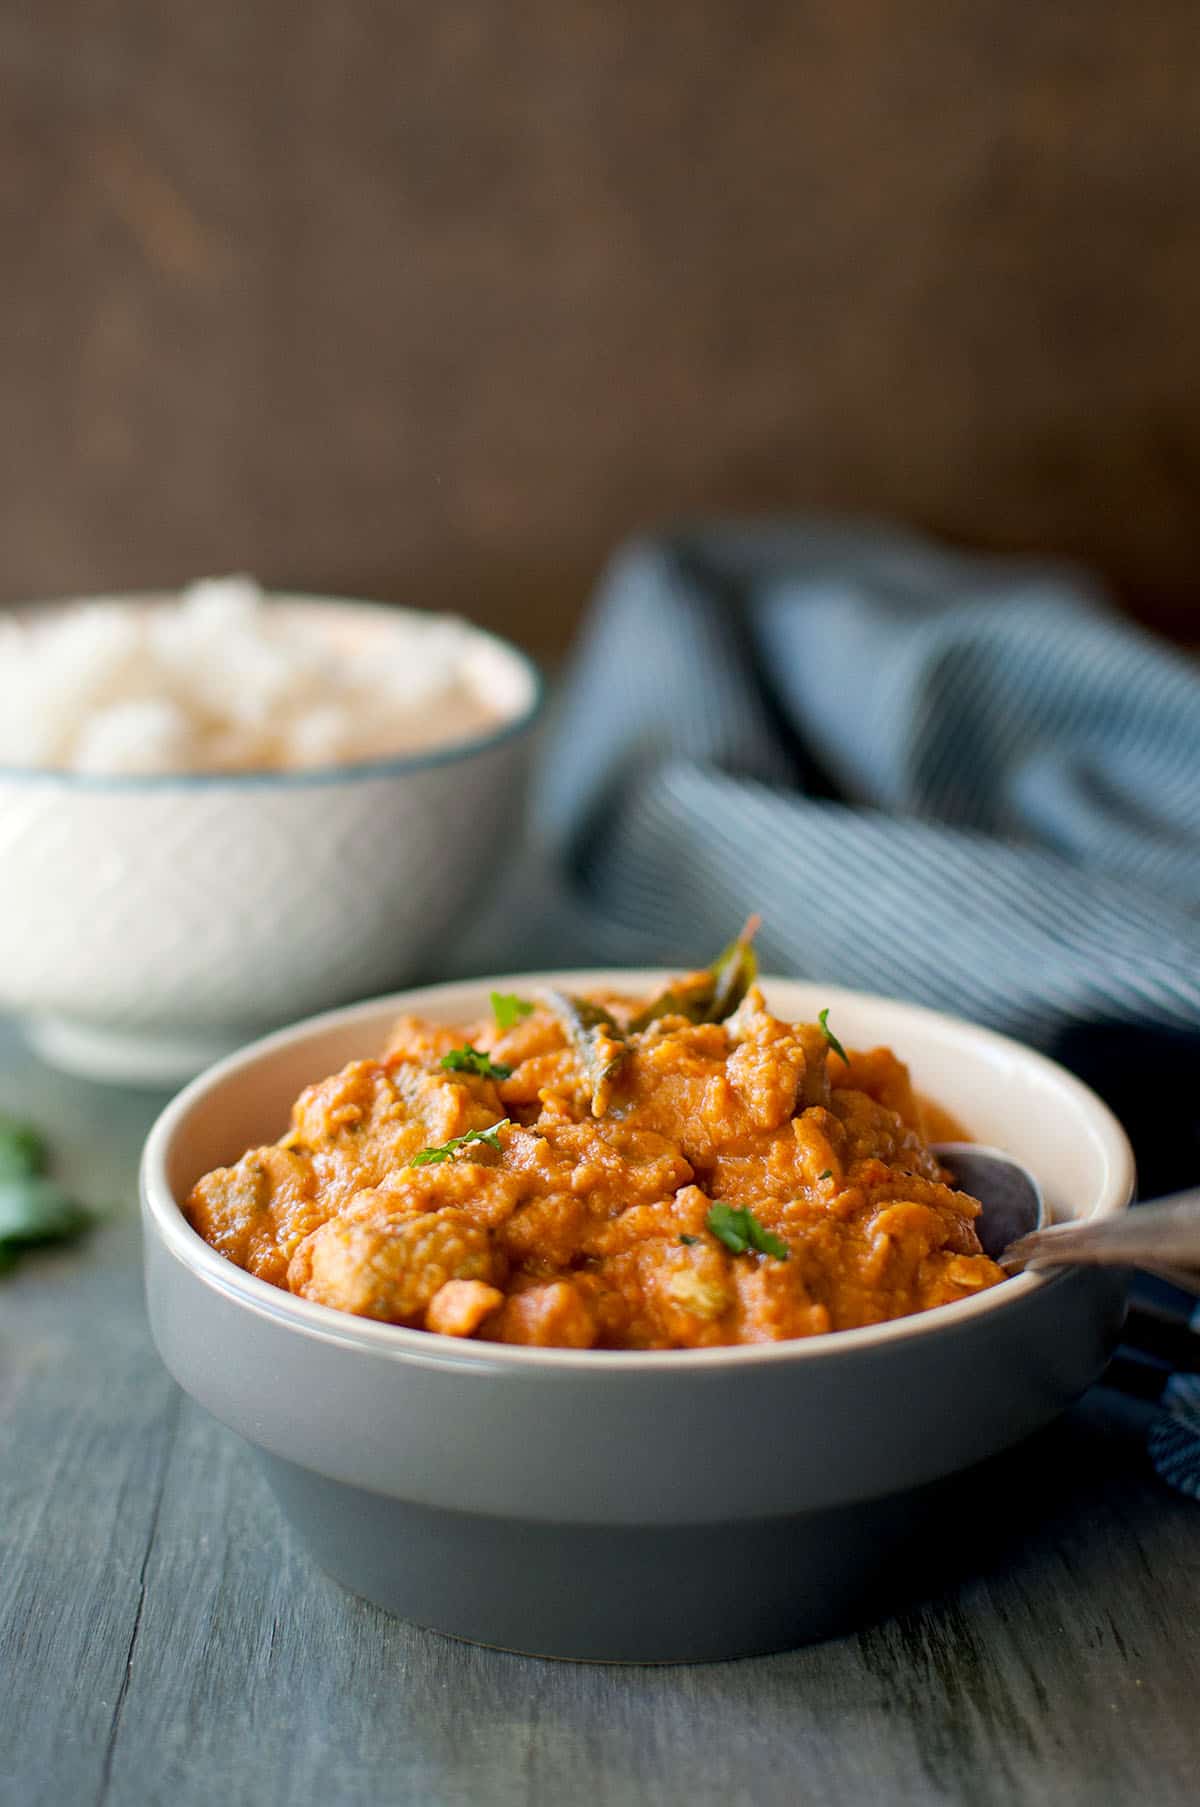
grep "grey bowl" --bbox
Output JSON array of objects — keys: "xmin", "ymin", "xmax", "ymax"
[{"xmin": 140, "ymin": 975, "xmax": 1135, "ymax": 1661}]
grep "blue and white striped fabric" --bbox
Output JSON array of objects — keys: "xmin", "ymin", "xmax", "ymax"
[
  {"xmin": 505, "ymin": 521, "xmax": 1200, "ymax": 1492},
  {"xmin": 1148, "ymin": 1374, "xmax": 1200, "ymax": 1501},
  {"xmin": 535, "ymin": 523, "xmax": 1200, "ymax": 1052}
]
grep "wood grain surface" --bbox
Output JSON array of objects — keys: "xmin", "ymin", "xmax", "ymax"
[
  {"xmin": 2, "ymin": 1026, "xmax": 1199, "ymax": 1806},
  {"xmin": 1, "ymin": 3, "xmax": 1199, "ymax": 658}
]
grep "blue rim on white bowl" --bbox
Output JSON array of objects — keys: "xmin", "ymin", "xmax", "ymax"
[
  {"xmin": 0, "ymin": 597, "xmax": 546, "ymax": 1086},
  {"xmin": 0, "ymin": 592, "xmax": 546, "ymax": 790}
]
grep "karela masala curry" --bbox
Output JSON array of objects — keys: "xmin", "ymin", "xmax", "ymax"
[{"xmin": 186, "ymin": 933, "xmax": 1005, "ymax": 1348}]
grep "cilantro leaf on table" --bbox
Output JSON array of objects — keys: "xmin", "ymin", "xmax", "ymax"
[
  {"xmin": 0, "ymin": 1177, "xmax": 92, "ymax": 1247},
  {"xmin": 0, "ymin": 1117, "xmax": 47, "ymax": 1179},
  {"xmin": 0, "ymin": 1115, "xmax": 94, "ymax": 1272}
]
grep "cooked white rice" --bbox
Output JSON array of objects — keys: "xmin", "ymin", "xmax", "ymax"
[{"xmin": 0, "ymin": 578, "xmax": 514, "ymax": 775}]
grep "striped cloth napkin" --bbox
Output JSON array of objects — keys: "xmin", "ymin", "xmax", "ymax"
[
  {"xmin": 519, "ymin": 522, "xmax": 1200, "ymax": 1489},
  {"xmin": 1149, "ymin": 1376, "xmax": 1200, "ymax": 1500}
]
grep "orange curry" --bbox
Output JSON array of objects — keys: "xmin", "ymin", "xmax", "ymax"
[{"xmin": 186, "ymin": 963, "xmax": 1005, "ymax": 1348}]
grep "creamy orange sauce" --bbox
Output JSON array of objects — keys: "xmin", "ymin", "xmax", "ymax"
[{"xmin": 185, "ymin": 981, "xmax": 1004, "ymax": 1348}]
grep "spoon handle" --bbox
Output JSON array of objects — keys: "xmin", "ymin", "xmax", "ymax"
[{"xmin": 1003, "ymin": 1187, "xmax": 1200, "ymax": 1296}]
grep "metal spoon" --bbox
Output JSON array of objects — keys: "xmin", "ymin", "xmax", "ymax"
[{"xmin": 933, "ymin": 1142, "xmax": 1200, "ymax": 1298}]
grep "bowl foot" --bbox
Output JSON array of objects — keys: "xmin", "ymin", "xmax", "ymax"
[
  {"xmin": 27, "ymin": 1013, "xmax": 245, "ymax": 1086},
  {"xmin": 261, "ymin": 1451, "xmax": 955, "ymax": 1662}
]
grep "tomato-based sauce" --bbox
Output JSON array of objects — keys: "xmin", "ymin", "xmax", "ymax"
[{"xmin": 186, "ymin": 979, "xmax": 1003, "ymax": 1348}]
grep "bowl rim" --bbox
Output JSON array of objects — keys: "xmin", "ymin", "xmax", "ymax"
[
  {"xmin": 0, "ymin": 592, "xmax": 544, "ymax": 790},
  {"xmin": 141, "ymin": 971, "xmax": 1137, "ymax": 1374}
]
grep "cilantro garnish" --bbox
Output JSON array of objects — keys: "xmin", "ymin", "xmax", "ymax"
[
  {"xmin": 817, "ymin": 1168, "xmax": 833, "ymax": 1182},
  {"xmin": 490, "ymin": 992, "xmax": 534, "ymax": 1030},
  {"xmin": 0, "ymin": 1116, "xmax": 93, "ymax": 1272},
  {"xmin": 0, "ymin": 1118, "xmax": 47, "ymax": 1179},
  {"xmin": 705, "ymin": 1201, "xmax": 789, "ymax": 1260},
  {"xmin": 439, "ymin": 1045, "xmax": 513, "ymax": 1081},
  {"xmin": 679, "ymin": 1233, "xmax": 700, "ymax": 1246},
  {"xmin": 410, "ymin": 1120, "xmax": 511, "ymax": 1167},
  {"xmin": 817, "ymin": 1008, "xmax": 849, "ymax": 1065}
]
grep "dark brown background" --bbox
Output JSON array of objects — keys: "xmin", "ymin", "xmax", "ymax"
[{"xmin": 3, "ymin": 1, "xmax": 1198, "ymax": 658}]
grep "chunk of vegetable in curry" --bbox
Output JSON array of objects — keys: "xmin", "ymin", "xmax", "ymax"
[{"xmin": 185, "ymin": 966, "xmax": 1004, "ymax": 1349}]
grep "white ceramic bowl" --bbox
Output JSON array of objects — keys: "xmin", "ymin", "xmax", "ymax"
[
  {"xmin": 141, "ymin": 974, "xmax": 1135, "ymax": 1660},
  {"xmin": 0, "ymin": 596, "xmax": 541, "ymax": 1083}
]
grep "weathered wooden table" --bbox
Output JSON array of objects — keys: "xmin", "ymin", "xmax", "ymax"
[{"xmin": 3, "ymin": 1024, "xmax": 1198, "ymax": 1807}]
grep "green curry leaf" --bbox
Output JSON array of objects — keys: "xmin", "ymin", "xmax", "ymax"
[
  {"xmin": 629, "ymin": 916, "xmax": 761, "ymax": 1032},
  {"xmin": 817, "ymin": 1007, "xmax": 849, "ymax": 1066},
  {"xmin": 543, "ymin": 990, "xmax": 628, "ymax": 1116}
]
